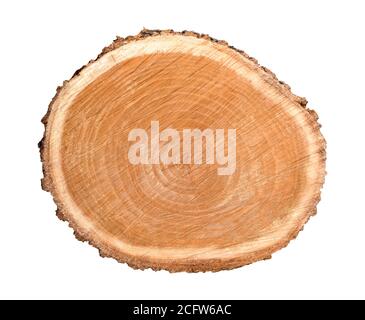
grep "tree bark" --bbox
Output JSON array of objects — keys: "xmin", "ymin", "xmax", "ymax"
[{"xmin": 40, "ymin": 29, "xmax": 326, "ymax": 272}]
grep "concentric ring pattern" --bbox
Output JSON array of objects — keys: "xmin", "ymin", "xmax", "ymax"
[{"xmin": 41, "ymin": 30, "xmax": 326, "ymax": 271}]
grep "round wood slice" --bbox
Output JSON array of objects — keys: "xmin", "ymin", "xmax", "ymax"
[{"xmin": 40, "ymin": 29, "xmax": 326, "ymax": 272}]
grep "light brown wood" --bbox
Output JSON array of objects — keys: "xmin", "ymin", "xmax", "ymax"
[{"xmin": 40, "ymin": 29, "xmax": 326, "ymax": 272}]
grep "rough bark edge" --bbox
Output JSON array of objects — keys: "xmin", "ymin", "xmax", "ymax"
[{"xmin": 39, "ymin": 28, "xmax": 327, "ymax": 272}]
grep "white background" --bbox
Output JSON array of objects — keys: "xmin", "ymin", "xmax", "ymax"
[{"xmin": 0, "ymin": 0, "xmax": 364, "ymax": 300}]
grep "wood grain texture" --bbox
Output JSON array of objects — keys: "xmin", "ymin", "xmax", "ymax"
[{"xmin": 40, "ymin": 29, "xmax": 326, "ymax": 272}]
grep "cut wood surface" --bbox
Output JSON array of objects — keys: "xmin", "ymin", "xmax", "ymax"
[{"xmin": 40, "ymin": 29, "xmax": 326, "ymax": 272}]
